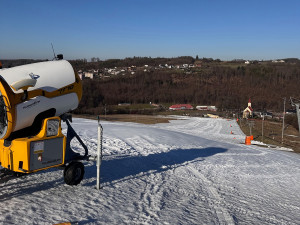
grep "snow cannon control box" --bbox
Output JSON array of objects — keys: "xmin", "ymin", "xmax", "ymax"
[{"xmin": 0, "ymin": 117, "xmax": 66, "ymax": 173}]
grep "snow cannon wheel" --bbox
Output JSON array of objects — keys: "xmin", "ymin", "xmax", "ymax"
[{"xmin": 63, "ymin": 162, "xmax": 85, "ymax": 185}]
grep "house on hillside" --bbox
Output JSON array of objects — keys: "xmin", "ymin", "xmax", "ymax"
[
  {"xmin": 208, "ymin": 106, "xmax": 217, "ymax": 111},
  {"xmin": 196, "ymin": 105, "xmax": 217, "ymax": 111},
  {"xmin": 84, "ymin": 72, "xmax": 94, "ymax": 79},
  {"xmin": 169, "ymin": 104, "xmax": 194, "ymax": 110},
  {"xmin": 196, "ymin": 106, "xmax": 208, "ymax": 111},
  {"xmin": 194, "ymin": 60, "xmax": 202, "ymax": 67},
  {"xmin": 243, "ymin": 98, "xmax": 253, "ymax": 118},
  {"xmin": 272, "ymin": 60, "xmax": 285, "ymax": 63}
]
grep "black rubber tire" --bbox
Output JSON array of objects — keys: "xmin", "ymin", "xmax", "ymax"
[{"xmin": 63, "ymin": 162, "xmax": 85, "ymax": 185}]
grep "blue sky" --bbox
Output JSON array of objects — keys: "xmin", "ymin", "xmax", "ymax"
[{"xmin": 0, "ymin": 0, "xmax": 299, "ymax": 60}]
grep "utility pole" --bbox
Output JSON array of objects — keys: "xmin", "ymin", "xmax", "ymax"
[
  {"xmin": 290, "ymin": 97, "xmax": 300, "ymax": 135},
  {"xmin": 248, "ymin": 120, "xmax": 254, "ymax": 136},
  {"xmin": 96, "ymin": 115, "xmax": 103, "ymax": 190},
  {"xmin": 262, "ymin": 114, "xmax": 264, "ymax": 143},
  {"xmin": 295, "ymin": 103, "xmax": 300, "ymax": 135},
  {"xmin": 282, "ymin": 97, "xmax": 286, "ymax": 144}
]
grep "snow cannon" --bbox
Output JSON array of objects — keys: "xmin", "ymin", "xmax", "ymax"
[
  {"xmin": 0, "ymin": 60, "xmax": 82, "ymax": 140},
  {"xmin": 0, "ymin": 59, "xmax": 89, "ymax": 185}
]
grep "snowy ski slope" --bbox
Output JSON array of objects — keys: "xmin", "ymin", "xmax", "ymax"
[{"xmin": 0, "ymin": 117, "xmax": 299, "ymax": 224}]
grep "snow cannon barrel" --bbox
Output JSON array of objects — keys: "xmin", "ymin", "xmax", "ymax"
[{"xmin": 0, "ymin": 60, "xmax": 82, "ymax": 140}]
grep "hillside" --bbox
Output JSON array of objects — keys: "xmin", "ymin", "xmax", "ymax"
[
  {"xmin": 76, "ymin": 59, "xmax": 300, "ymax": 114},
  {"xmin": 1, "ymin": 57, "xmax": 300, "ymax": 113},
  {"xmin": 1, "ymin": 117, "xmax": 299, "ymax": 224}
]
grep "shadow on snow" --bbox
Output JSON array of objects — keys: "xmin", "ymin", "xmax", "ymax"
[
  {"xmin": 84, "ymin": 147, "xmax": 227, "ymax": 187},
  {"xmin": 0, "ymin": 147, "xmax": 227, "ymax": 201}
]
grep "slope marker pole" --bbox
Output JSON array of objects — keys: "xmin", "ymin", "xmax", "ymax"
[{"xmin": 97, "ymin": 115, "xmax": 103, "ymax": 190}]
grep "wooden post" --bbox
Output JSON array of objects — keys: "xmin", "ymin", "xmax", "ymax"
[
  {"xmin": 290, "ymin": 97, "xmax": 300, "ymax": 136},
  {"xmin": 96, "ymin": 116, "xmax": 103, "ymax": 190},
  {"xmin": 295, "ymin": 103, "xmax": 300, "ymax": 135},
  {"xmin": 282, "ymin": 97, "xmax": 286, "ymax": 144},
  {"xmin": 262, "ymin": 115, "xmax": 264, "ymax": 143}
]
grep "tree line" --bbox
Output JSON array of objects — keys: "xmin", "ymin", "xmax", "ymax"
[
  {"xmin": 75, "ymin": 61, "xmax": 300, "ymax": 115},
  {"xmin": 2, "ymin": 57, "xmax": 300, "ymax": 116},
  {"xmin": 70, "ymin": 56, "xmax": 196, "ymax": 71}
]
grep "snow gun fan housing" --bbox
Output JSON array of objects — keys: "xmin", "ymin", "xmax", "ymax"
[
  {"xmin": 0, "ymin": 60, "xmax": 87, "ymax": 185},
  {"xmin": 0, "ymin": 60, "xmax": 82, "ymax": 140}
]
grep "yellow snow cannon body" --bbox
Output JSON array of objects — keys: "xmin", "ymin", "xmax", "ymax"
[{"xmin": 0, "ymin": 59, "xmax": 88, "ymax": 185}]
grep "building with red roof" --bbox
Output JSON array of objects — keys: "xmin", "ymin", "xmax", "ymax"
[{"xmin": 169, "ymin": 104, "xmax": 194, "ymax": 110}]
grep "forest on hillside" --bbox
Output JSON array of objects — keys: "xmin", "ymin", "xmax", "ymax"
[
  {"xmin": 1, "ymin": 57, "xmax": 300, "ymax": 115},
  {"xmin": 75, "ymin": 59, "xmax": 300, "ymax": 115}
]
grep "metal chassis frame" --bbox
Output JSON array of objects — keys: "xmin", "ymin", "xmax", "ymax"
[{"xmin": 62, "ymin": 114, "xmax": 89, "ymax": 163}]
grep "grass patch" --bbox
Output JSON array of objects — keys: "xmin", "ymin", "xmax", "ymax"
[
  {"xmin": 73, "ymin": 114, "xmax": 174, "ymax": 124},
  {"xmin": 239, "ymin": 118, "xmax": 300, "ymax": 153}
]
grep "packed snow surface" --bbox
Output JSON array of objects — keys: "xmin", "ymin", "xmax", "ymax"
[{"xmin": 1, "ymin": 117, "xmax": 300, "ymax": 224}]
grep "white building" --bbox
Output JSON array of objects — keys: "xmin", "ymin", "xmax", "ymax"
[
  {"xmin": 84, "ymin": 72, "xmax": 94, "ymax": 79},
  {"xmin": 243, "ymin": 98, "xmax": 253, "ymax": 118}
]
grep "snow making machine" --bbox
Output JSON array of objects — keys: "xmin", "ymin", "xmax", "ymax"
[{"xmin": 0, "ymin": 58, "xmax": 89, "ymax": 185}]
